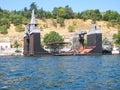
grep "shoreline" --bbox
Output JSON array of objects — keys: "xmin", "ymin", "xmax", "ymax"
[
  {"xmin": 0, "ymin": 53, "xmax": 119, "ymax": 57},
  {"xmin": 0, "ymin": 48, "xmax": 23, "ymax": 56}
]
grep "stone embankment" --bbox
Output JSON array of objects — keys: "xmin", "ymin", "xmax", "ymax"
[{"xmin": 0, "ymin": 48, "xmax": 23, "ymax": 56}]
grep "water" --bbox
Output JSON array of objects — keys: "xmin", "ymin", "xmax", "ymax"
[{"xmin": 0, "ymin": 55, "xmax": 120, "ymax": 90}]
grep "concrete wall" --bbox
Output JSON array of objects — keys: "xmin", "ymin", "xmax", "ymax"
[
  {"xmin": 87, "ymin": 33, "xmax": 102, "ymax": 54},
  {"xmin": 0, "ymin": 43, "xmax": 11, "ymax": 50}
]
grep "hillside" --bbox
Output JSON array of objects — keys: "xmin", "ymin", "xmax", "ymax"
[{"xmin": 0, "ymin": 19, "xmax": 118, "ymax": 46}]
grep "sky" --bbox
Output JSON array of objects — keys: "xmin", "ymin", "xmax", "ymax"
[{"xmin": 0, "ymin": 0, "xmax": 120, "ymax": 13}]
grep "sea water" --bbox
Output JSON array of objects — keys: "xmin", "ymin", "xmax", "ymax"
[{"xmin": 0, "ymin": 55, "xmax": 120, "ymax": 90}]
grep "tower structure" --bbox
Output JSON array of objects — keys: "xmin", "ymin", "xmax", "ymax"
[
  {"xmin": 23, "ymin": 10, "xmax": 48, "ymax": 56},
  {"xmin": 87, "ymin": 24, "xmax": 102, "ymax": 54},
  {"xmin": 77, "ymin": 30, "xmax": 87, "ymax": 52},
  {"xmin": 71, "ymin": 30, "xmax": 86, "ymax": 53}
]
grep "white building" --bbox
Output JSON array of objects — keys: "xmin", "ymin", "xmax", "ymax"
[{"xmin": 0, "ymin": 43, "xmax": 11, "ymax": 50}]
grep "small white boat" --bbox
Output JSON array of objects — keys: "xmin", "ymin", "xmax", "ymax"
[{"xmin": 112, "ymin": 47, "xmax": 119, "ymax": 54}]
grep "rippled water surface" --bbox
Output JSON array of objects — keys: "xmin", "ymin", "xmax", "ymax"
[{"xmin": 0, "ymin": 55, "xmax": 120, "ymax": 90}]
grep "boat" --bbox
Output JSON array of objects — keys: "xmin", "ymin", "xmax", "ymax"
[
  {"xmin": 112, "ymin": 46, "xmax": 119, "ymax": 54},
  {"xmin": 102, "ymin": 40, "xmax": 112, "ymax": 54}
]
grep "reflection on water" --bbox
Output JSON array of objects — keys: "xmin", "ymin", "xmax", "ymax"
[{"xmin": 0, "ymin": 55, "xmax": 120, "ymax": 90}]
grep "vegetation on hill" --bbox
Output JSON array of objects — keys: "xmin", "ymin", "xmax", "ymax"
[
  {"xmin": 113, "ymin": 30, "xmax": 120, "ymax": 46},
  {"xmin": 0, "ymin": 2, "xmax": 120, "ymax": 34},
  {"xmin": 0, "ymin": 2, "xmax": 120, "ymax": 45}
]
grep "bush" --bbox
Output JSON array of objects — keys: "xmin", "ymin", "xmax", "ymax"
[
  {"xmin": 42, "ymin": 17, "xmax": 46, "ymax": 22},
  {"xmin": 12, "ymin": 15, "xmax": 23, "ymax": 26},
  {"xmin": 40, "ymin": 27, "xmax": 43, "ymax": 31},
  {"xmin": 43, "ymin": 31, "xmax": 64, "ymax": 53},
  {"xmin": 43, "ymin": 31, "xmax": 64, "ymax": 44},
  {"xmin": 84, "ymin": 39, "xmax": 87, "ymax": 46},
  {"xmin": 106, "ymin": 22, "xmax": 112, "ymax": 28},
  {"xmin": 0, "ymin": 18, "xmax": 10, "ymax": 26},
  {"xmin": 113, "ymin": 30, "xmax": 120, "ymax": 46},
  {"xmin": 52, "ymin": 19, "xmax": 57, "ymax": 27},
  {"xmin": 43, "ymin": 24, "xmax": 48, "ymax": 28},
  {"xmin": 118, "ymin": 25, "xmax": 120, "ymax": 30},
  {"xmin": 57, "ymin": 17, "xmax": 65, "ymax": 27},
  {"xmin": 68, "ymin": 25, "xmax": 75, "ymax": 32},
  {"xmin": 15, "ymin": 24, "xmax": 24, "ymax": 32},
  {"xmin": 13, "ymin": 40, "xmax": 19, "ymax": 49},
  {"xmin": 22, "ymin": 17, "xmax": 29, "ymax": 24},
  {"xmin": 0, "ymin": 25, "xmax": 8, "ymax": 34}
]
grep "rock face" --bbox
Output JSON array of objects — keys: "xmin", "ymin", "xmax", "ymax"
[{"xmin": 23, "ymin": 10, "xmax": 48, "ymax": 56}]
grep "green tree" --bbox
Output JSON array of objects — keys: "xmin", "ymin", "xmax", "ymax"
[
  {"xmin": 102, "ymin": 37, "xmax": 108, "ymax": 43},
  {"xmin": 52, "ymin": 6, "xmax": 74, "ymax": 19},
  {"xmin": 9, "ymin": 11, "xmax": 16, "ymax": 23},
  {"xmin": 118, "ymin": 25, "xmax": 120, "ymax": 30},
  {"xmin": 22, "ymin": 17, "xmax": 29, "ymax": 24},
  {"xmin": 45, "ymin": 11, "xmax": 53, "ymax": 19},
  {"xmin": 91, "ymin": 9, "xmax": 102, "ymax": 21},
  {"xmin": 14, "ymin": 41, "xmax": 19, "ymax": 49},
  {"xmin": 74, "ymin": 13, "xmax": 79, "ymax": 19},
  {"xmin": 21, "ymin": 10, "xmax": 31, "ymax": 18},
  {"xmin": 0, "ymin": 17, "xmax": 9, "ymax": 25},
  {"xmin": 0, "ymin": 25, "xmax": 8, "ymax": 34},
  {"xmin": 52, "ymin": 7, "xmax": 58, "ymax": 19},
  {"xmin": 113, "ymin": 30, "xmax": 120, "ymax": 46},
  {"xmin": 68, "ymin": 25, "xmax": 75, "ymax": 32},
  {"xmin": 84, "ymin": 39, "xmax": 87, "ymax": 46},
  {"xmin": 57, "ymin": 17, "xmax": 65, "ymax": 27},
  {"xmin": 12, "ymin": 15, "xmax": 23, "ymax": 26},
  {"xmin": 43, "ymin": 31, "xmax": 64, "ymax": 44},
  {"xmin": 103, "ymin": 10, "xmax": 119, "ymax": 21},
  {"xmin": 52, "ymin": 7, "xmax": 66, "ymax": 19},
  {"xmin": 30, "ymin": 2, "xmax": 37, "ymax": 11},
  {"xmin": 80, "ymin": 11, "xmax": 88, "ymax": 21},
  {"xmin": 36, "ymin": 8, "xmax": 46, "ymax": 19},
  {"xmin": 81, "ymin": 9, "xmax": 102, "ymax": 21},
  {"xmin": 43, "ymin": 31, "xmax": 64, "ymax": 53},
  {"xmin": 24, "ymin": 7, "xmax": 28, "ymax": 11},
  {"xmin": 65, "ymin": 5, "xmax": 74, "ymax": 19}
]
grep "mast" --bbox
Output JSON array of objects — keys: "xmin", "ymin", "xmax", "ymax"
[{"xmin": 30, "ymin": 9, "xmax": 37, "ymax": 25}]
